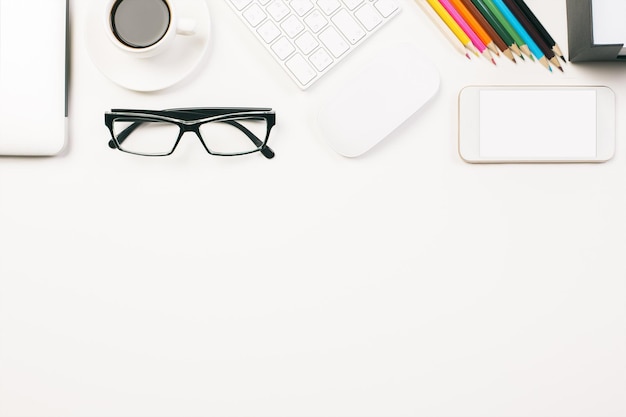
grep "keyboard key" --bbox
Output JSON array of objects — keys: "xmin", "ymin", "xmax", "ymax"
[
  {"xmin": 226, "ymin": 0, "xmax": 401, "ymax": 89},
  {"xmin": 295, "ymin": 32, "xmax": 319, "ymax": 54},
  {"xmin": 290, "ymin": 0, "xmax": 314, "ymax": 16},
  {"xmin": 319, "ymin": 26, "xmax": 349, "ymax": 57},
  {"xmin": 332, "ymin": 9, "xmax": 365, "ymax": 44},
  {"xmin": 309, "ymin": 48, "xmax": 333, "ymax": 71},
  {"xmin": 281, "ymin": 15, "xmax": 305, "ymax": 38},
  {"xmin": 342, "ymin": 0, "xmax": 364, "ymax": 10},
  {"xmin": 243, "ymin": 4, "xmax": 267, "ymax": 27},
  {"xmin": 374, "ymin": 0, "xmax": 398, "ymax": 17},
  {"xmin": 317, "ymin": 0, "xmax": 341, "ymax": 15},
  {"xmin": 285, "ymin": 54, "xmax": 317, "ymax": 85},
  {"xmin": 230, "ymin": 0, "xmax": 252, "ymax": 10},
  {"xmin": 267, "ymin": 0, "xmax": 290, "ymax": 21},
  {"xmin": 304, "ymin": 9, "xmax": 328, "ymax": 33},
  {"xmin": 257, "ymin": 20, "xmax": 281, "ymax": 43},
  {"xmin": 271, "ymin": 37, "xmax": 296, "ymax": 60},
  {"xmin": 355, "ymin": 4, "xmax": 382, "ymax": 30}
]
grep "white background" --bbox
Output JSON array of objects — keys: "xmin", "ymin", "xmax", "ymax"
[{"xmin": 1, "ymin": 0, "xmax": 625, "ymax": 416}]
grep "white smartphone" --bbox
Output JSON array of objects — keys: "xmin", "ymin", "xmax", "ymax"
[{"xmin": 458, "ymin": 86, "xmax": 615, "ymax": 163}]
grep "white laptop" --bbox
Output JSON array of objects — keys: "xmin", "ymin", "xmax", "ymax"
[{"xmin": 0, "ymin": 0, "xmax": 67, "ymax": 155}]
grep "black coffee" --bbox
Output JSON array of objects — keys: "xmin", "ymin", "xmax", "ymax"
[{"xmin": 111, "ymin": 0, "xmax": 171, "ymax": 48}]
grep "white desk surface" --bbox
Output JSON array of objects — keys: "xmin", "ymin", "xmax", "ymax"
[{"xmin": 1, "ymin": 1, "xmax": 625, "ymax": 416}]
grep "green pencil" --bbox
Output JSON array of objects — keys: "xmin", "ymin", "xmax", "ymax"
[
  {"xmin": 470, "ymin": 0, "xmax": 523, "ymax": 58},
  {"xmin": 481, "ymin": 0, "xmax": 533, "ymax": 59}
]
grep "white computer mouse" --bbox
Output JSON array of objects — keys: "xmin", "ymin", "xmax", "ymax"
[{"xmin": 318, "ymin": 43, "xmax": 440, "ymax": 157}]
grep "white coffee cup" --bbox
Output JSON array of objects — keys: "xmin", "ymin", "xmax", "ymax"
[{"xmin": 104, "ymin": 0, "xmax": 196, "ymax": 58}]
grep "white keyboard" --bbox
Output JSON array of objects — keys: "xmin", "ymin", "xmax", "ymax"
[{"xmin": 227, "ymin": 0, "xmax": 400, "ymax": 89}]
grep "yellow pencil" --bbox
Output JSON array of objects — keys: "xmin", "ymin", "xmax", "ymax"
[
  {"xmin": 423, "ymin": 0, "xmax": 480, "ymax": 57},
  {"xmin": 416, "ymin": 0, "xmax": 471, "ymax": 59}
]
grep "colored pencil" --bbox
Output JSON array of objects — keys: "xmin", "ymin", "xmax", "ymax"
[
  {"xmin": 449, "ymin": 0, "xmax": 499, "ymax": 56},
  {"xmin": 438, "ymin": 0, "xmax": 496, "ymax": 64},
  {"xmin": 511, "ymin": 0, "xmax": 565, "ymax": 61},
  {"xmin": 501, "ymin": 0, "xmax": 563, "ymax": 71},
  {"xmin": 482, "ymin": 0, "xmax": 532, "ymax": 60},
  {"xmin": 424, "ymin": 0, "xmax": 480, "ymax": 57},
  {"xmin": 470, "ymin": 0, "xmax": 523, "ymax": 58},
  {"xmin": 459, "ymin": 0, "xmax": 516, "ymax": 62},
  {"xmin": 416, "ymin": 0, "xmax": 472, "ymax": 59},
  {"xmin": 490, "ymin": 0, "xmax": 551, "ymax": 71},
  {"xmin": 419, "ymin": 0, "xmax": 560, "ymax": 72}
]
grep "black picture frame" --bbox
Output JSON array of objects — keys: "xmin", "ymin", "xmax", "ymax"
[{"xmin": 567, "ymin": 0, "xmax": 626, "ymax": 62}]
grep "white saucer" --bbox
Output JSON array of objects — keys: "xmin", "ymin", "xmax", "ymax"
[{"xmin": 85, "ymin": 0, "xmax": 211, "ymax": 92}]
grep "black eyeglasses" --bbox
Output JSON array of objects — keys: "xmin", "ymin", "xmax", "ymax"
[{"xmin": 104, "ymin": 108, "xmax": 276, "ymax": 159}]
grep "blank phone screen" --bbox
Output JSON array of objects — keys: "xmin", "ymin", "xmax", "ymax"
[{"xmin": 479, "ymin": 89, "xmax": 597, "ymax": 159}]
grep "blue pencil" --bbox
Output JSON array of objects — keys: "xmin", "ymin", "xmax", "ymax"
[{"xmin": 488, "ymin": 0, "xmax": 552, "ymax": 71}]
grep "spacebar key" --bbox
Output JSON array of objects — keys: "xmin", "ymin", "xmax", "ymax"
[{"xmin": 285, "ymin": 54, "xmax": 317, "ymax": 86}]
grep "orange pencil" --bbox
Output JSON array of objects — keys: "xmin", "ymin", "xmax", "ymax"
[
  {"xmin": 449, "ymin": 0, "xmax": 500, "ymax": 56},
  {"xmin": 459, "ymin": 0, "xmax": 516, "ymax": 62}
]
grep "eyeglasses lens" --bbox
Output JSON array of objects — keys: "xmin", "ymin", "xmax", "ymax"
[
  {"xmin": 199, "ymin": 117, "xmax": 268, "ymax": 155},
  {"xmin": 112, "ymin": 115, "xmax": 269, "ymax": 156},
  {"xmin": 113, "ymin": 119, "xmax": 180, "ymax": 156}
]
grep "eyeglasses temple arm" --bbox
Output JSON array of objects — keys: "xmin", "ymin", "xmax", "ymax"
[{"xmin": 108, "ymin": 121, "xmax": 143, "ymax": 148}]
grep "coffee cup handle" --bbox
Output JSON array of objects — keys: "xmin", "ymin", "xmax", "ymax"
[{"xmin": 176, "ymin": 18, "xmax": 196, "ymax": 36}]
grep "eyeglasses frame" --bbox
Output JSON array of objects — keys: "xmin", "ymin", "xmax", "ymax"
[{"xmin": 104, "ymin": 107, "xmax": 276, "ymax": 159}]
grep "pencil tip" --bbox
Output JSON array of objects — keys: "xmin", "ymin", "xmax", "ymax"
[
  {"xmin": 558, "ymin": 66, "xmax": 564, "ymax": 73},
  {"xmin": 466, "ymin": 53, "xmax": 471, "ymax": 60},
  {"xmin": 491, "ymin": 59, "xmax": 497, "ymax": 66},
  {"xmin": 560, "ymin": 55, "xmax": 566, "ymax": 61}
]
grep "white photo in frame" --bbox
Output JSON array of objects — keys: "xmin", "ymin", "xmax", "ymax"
[{"xmin": 592, "ymin": 0, "xmax": 626, "ymax": 55}]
